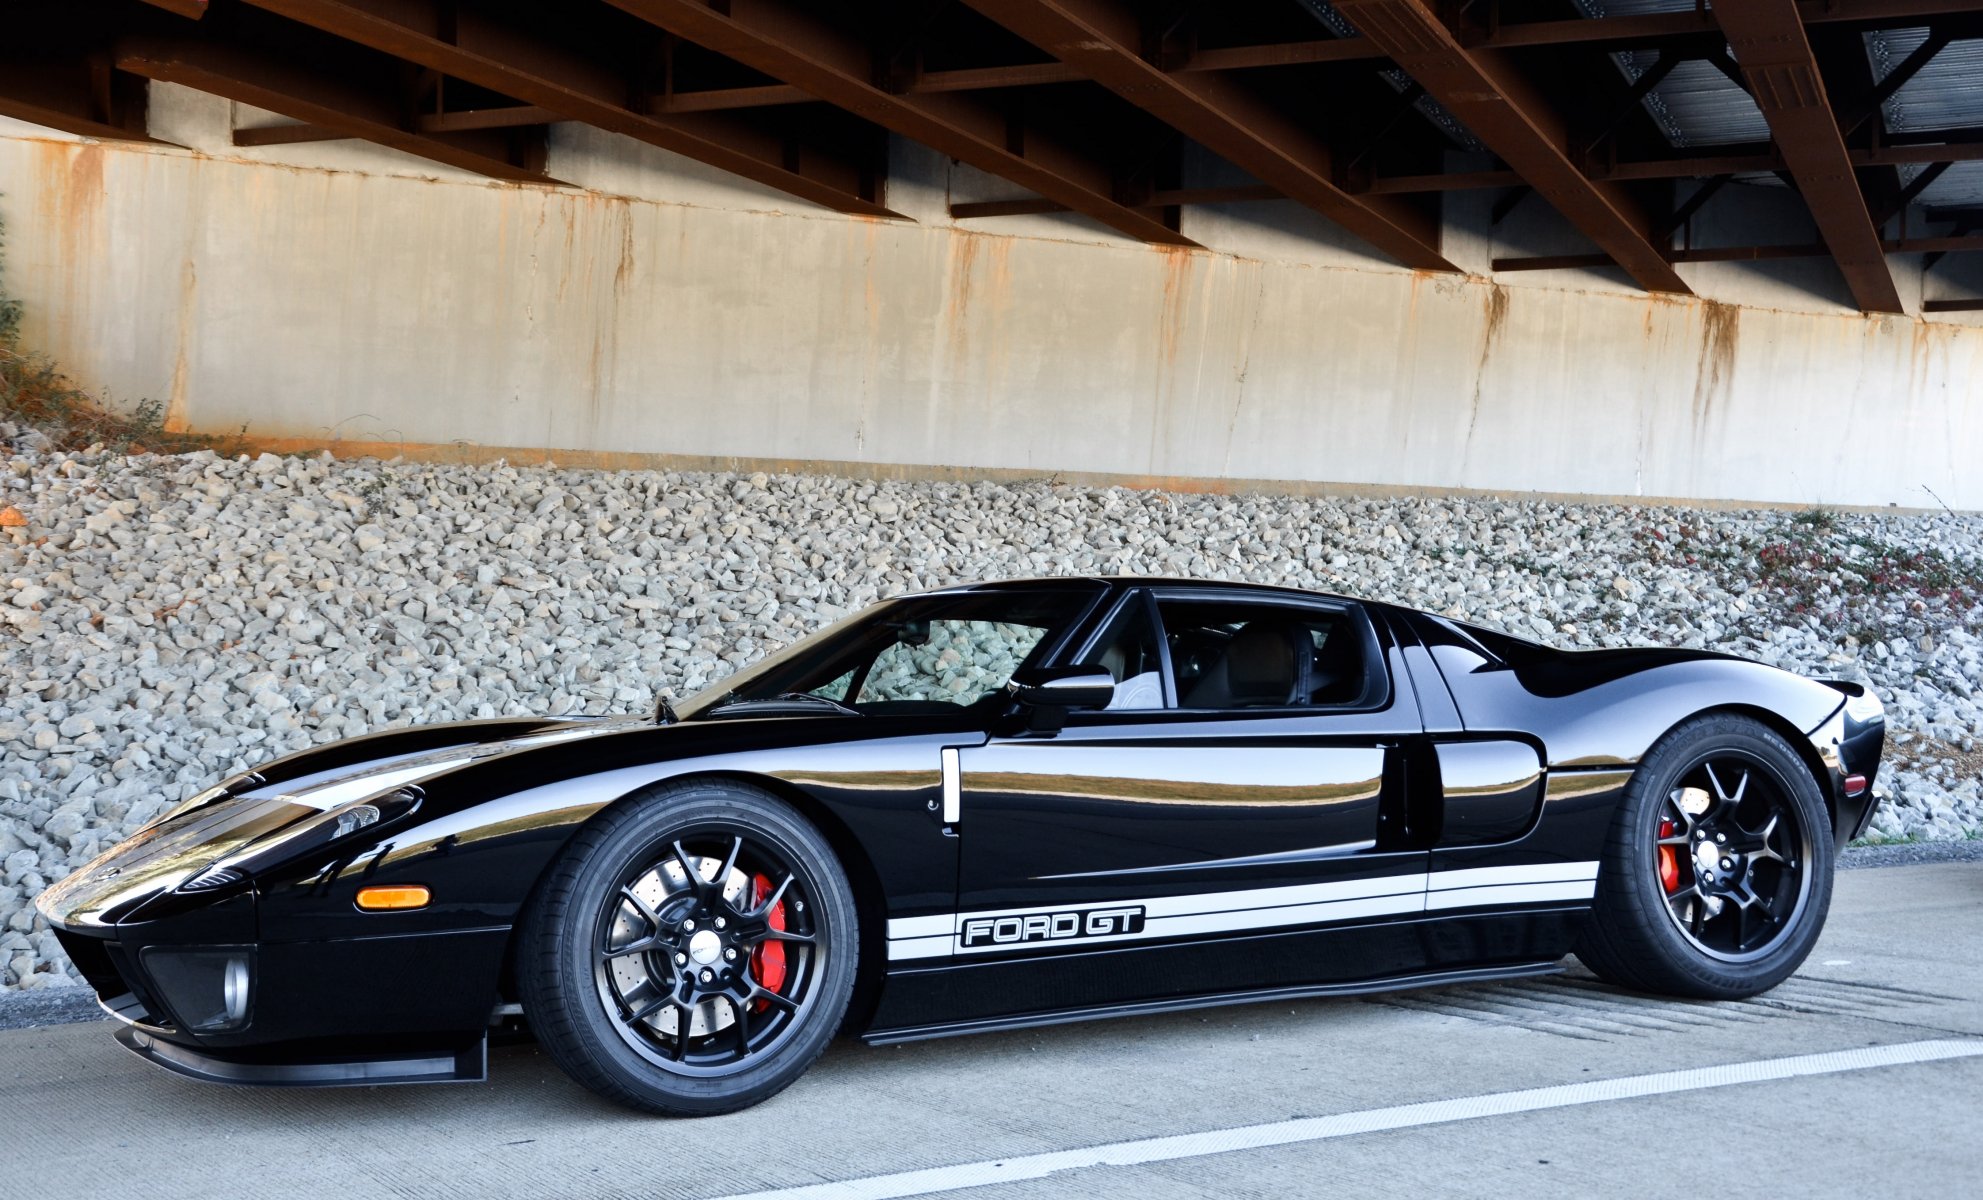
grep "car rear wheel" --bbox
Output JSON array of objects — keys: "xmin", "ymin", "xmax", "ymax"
[
  {"xmin": 518, "ymin": 780, "xmax": 857, "ymax": 1115},
  {"xmin": 1575, "ymin": 714, "xmax": 1834, "ymax": 1000}
]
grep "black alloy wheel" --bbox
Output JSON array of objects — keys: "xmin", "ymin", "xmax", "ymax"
[
  {"xmin": 1652, "ymin": 755, "xmax": 1813, "ymax": 962},
  {"xmin": 595, "ymin": 830, "xmax": 821, "ymax": 1075},
  {"xmin": 519, "ymin": 781, "xmax": 858, "ymax": 1115},
  {"xmin": 1577, "ymin": 714, "xmax": 1834, "ymax": 1000}
]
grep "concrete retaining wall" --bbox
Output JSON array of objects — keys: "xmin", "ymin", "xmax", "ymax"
[{"xmin": 4, "ymin": 86, "xmax": 1981, "ymax": 508}]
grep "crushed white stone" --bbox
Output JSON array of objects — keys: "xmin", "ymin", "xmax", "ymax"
[{"xmin": 1, "ymin": 442, "xmax": 1979, "ymax": 989}]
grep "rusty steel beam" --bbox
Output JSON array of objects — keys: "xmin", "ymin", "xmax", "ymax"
[
  {"xmin": 1369, "ymin": 168, "xmax": 1524, "ymax": 193},
  {"xmin": 242, "ymin": 0, "xmax": 899, "ymax": 218},
  {"xmin": 951, "ymin": 197, "xmax": 1073, "ymax": 219},
  {"xmin": 654, "ymin": 48, "xmax": 1342, "ymax": 113},
  {"xmin": 1476, "ymin": 11, "xmax": 1717, "ymax": 50},
  {"xmin": 910, "ymin": 61, "xmax": 1088, "ymax": 90},
  {"xmin": 605, "ymin": 0, "xmax": 1194, "ymax": 246},
  {"xmin": 232, "ymin": 122, "xmax": 353, "ymax": 145},
  {"xmin": 0, "ymin": 59, "xmax": 158, "ymax": 143},
  {"xmin": 1333, "ymin": 0, "xmax": 1688, "ymax": 293},
  {"xmin": 959, "ymin": 0, "xmax": 1455, "ymax": 269},
  {"xmin": 653, "ymin": 83, "xmax": 812, "ymax": 112},
  {"xmin": 1371, "ymin": 134, "xmax": 1983, "ymax": 194},
  {"xmin": 1718, "ymin": 1, "xmax": 1902, "ymax": 313},
  {"xmin": 1868, "ymin": 140, "xmax": 1983, "ymax": 166},
  {"xmin": 951, "ymin": 183, "xmax": 1284, "ymax": 220},
  {"xmin": 649, "ymin": 63, "xmax": 1081, "ymax": 112},
  {"xmin": 616, "ymin": 3, "xmax": 1983, "ymax": 115},
  {"xmin": 1153, "ymin": 184, "xmax": 1284, "ymax": 206},
  {"xmin": 449, "ymin": 0, "xmax": 1983, "ymax": 124},
  {"xmin": 1798, "ymin": 0, "xmax": 1983, "ymax": 25},
  {"xmin": 1485, "ymin": 2, "xmax": 1983, "ymax": 51},
  {"xmin": 417, "ymin": 105, "xmax": 560, "ymax": 133},
  {"xmin": 1923, "ymin": 298, "xmax": 1983, "ymax": 311},
  {"xmin": 1496, "ymin": 232, "xmax": 1983, "ymax": 271},
  {"xmin": 138, "ymin": 0, "xmax": 208, "ymax": 18},
  {"xmin": 1181, "ymin": 39, "xmax": 1383, "ymax": 70},
  {"xmin": 115, "ymin": 32, "xmax": 560, "ymax": 183}
]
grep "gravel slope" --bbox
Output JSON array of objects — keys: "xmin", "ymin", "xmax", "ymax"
[{"xmin": 3, "ymin": 445, "xmax": 1979, "ymax": 990}]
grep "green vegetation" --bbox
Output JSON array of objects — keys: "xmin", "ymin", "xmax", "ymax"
[
  {"xmin": 1636, "ymin": 507, "xmax": 1983, "ymax": 646},
  {"xmin": 0, "ymin": 200, "xmax": 227, "ymax": 455}
]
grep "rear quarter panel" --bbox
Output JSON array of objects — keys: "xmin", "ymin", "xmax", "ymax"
[{"xmin": 1411, "ymin": 615, "xmax": 1848, "ymax": 769}]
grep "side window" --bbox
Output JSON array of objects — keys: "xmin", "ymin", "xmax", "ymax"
[
  {"xmin": 807, "ymin": 668, "xmax": 857, "ymax": 702},
  {"xmin": 1155, "ymin": 599, "xmax": 1379, "ymax": 710},
  {"xmin": 855, "ymin": 620, "xmax": 1048, "ymax": 706},
  {"xmin": 1086, "ymin": 597, "xmax": 1167, "ymax": 710}
]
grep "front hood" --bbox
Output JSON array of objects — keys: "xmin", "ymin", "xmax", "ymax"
[
  {"xmin": 36, "ymin": 714, "xmax": 655, "ymax": 929},
  {"xmin": 235, "ymin": 714, "xmax": 652, "ymax": 812}
]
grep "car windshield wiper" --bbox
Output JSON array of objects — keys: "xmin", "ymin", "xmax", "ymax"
[{"xmin": 706, "ymin": 692, "xmax": 861, "ymax": 717}]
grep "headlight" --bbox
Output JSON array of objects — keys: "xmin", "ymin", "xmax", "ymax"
[
  {"xmin": 186, "ymin": 787, "xmax": 424, "ymax": 885},
  {"xmin": 332, "ymin": 802, "xmax": 385, "ymax": 839}
]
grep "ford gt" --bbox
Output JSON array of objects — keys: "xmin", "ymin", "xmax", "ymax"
[{"xmin": 35, "ymin": 577, "xmax": 1886, "ymax": 1114}]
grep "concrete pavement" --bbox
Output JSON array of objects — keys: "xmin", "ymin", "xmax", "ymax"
[{"xmin": 2, "ymin": 862, "xmax": 1978, "ymax": 1200}]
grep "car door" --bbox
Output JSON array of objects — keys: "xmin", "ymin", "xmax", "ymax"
[{"xmin": 950, "ymin": 588, "xmax": 1429, "ymax": 976}]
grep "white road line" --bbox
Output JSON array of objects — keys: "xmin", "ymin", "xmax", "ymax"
[{"xmin": 710, "ymin": 1039, "xmax": 1983, "ymax": 1200}]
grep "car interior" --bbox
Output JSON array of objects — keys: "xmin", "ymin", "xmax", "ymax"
[{"xmin": 1090, "ymin": 598, "xmax": 1376, "ymax": 710}]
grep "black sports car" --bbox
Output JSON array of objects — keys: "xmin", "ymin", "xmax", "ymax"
[{"xmin": 37, "ymin": 577, "xmax": 1886, "ymax": 1114}]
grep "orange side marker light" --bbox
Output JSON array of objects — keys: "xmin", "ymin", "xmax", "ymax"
[{"xmin": 356, "ymin": 884, "xmax": 432, "ymax": 911}]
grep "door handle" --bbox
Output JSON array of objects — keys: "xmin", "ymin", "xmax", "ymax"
[{"xmin": 941, "ymin": 747, "xmax": 961, "ymax": 824}]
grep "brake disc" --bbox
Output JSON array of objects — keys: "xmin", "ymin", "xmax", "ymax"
[{"xmin": 607, "ymin": 855, "xmax": 750, "ymax": 1039}]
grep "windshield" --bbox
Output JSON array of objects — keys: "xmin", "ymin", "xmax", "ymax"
[{"xmin": 676, "ymin": 583, "xmax": 1104, "ymax": 719}]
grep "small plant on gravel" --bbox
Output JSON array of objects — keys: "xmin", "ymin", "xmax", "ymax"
[
  {"xmin": 0, "ymin": 234, "xmax": 17, "ymax": 351},
  {"xmin": 1637, "ymin": 506, "xmax": 1983, "ymax": 650},
  {"xmin": 0, "ymin": 201, "xmax": 233, "ymax": 456}
]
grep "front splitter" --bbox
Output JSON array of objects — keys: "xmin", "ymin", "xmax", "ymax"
[{"xmin": 115, "ymin": 1025, "xmax": 486, "ymax": 1087}]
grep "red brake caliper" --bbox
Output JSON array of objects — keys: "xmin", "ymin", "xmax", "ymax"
[
  {"xmin": 749, "ymin": 874, "xmax": 788, "ymax": 1009},
  {"xmin": 1657, "ymin": 818, "xmax": 1681, "ymax": 893}
]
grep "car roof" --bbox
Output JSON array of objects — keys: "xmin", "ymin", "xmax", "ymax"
[{"xmin": 917, "ymin": 575, "xmax": 1374, "ymax": 608}]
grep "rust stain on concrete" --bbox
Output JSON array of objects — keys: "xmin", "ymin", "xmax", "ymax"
[
  {"xmin": 33, "ymin": 142, "xmax": 105, "ymax": 357},
  {"xmin": 1690, "ymin": 299, "xmax": 1741, "ymax": 437},
  {"xmin": 1154, "ymin": 246, "xmax": 1194, "ymax": 372},
  {"xmin": 165, "ymin": 257, "xmax": 197, "ymax": 431},
  {"xmin": 940, "ymin": 231, "xmax": 1012, "ymax": 380},
  {"xmin": 612, "ymin": 198, "xmax": 637, "ymax": 295},
  {"xmin": 947, "ymin": 231, "xmax": 983, "ymax": 322},
  {"xmin": 1461, "ymin": 282, "xmax": 1512, "ymax": 462},
  {"xmin": 1145, "ymin": 245, "xmax": 1198, "ymax": 469}
]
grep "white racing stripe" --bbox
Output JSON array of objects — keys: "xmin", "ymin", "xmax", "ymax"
[
  {"xmin": 711, "ymin": 1040, "xmax": 1983, "ymax": 1200},
  {"xmin": 886, "ymin": 915, "xmax": 955, "ymax": 940},
  {"xmin": 1429, "ymin": 861, "xmax": 1599, "ymax": 890},
  {"xmin": 1425, "ymin": 880, "xmax": 1596, "ymax": 911},
  {"xmin": 885, "ymin": 862, "xmax": 1599, "ymax": 961}
]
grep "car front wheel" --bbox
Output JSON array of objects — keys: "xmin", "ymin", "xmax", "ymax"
[{"xmin": 518, "ymin": 780, "xmax": 858, "ymax": 1115}]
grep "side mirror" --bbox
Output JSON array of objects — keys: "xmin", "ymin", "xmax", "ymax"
[{"xmin": 1007, "ymin": 665, "xmax": 1115, "ymax": 711}]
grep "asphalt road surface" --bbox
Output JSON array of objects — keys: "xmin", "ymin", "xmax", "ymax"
[{"xmin": 3, "ymin": 861, "xmax": 1978, "ymax": 1200}]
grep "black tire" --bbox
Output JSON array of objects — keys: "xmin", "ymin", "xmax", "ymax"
[
  {"xmin": 517, "ymin": 780, "xmax": 858, "ymax": 1115},
  {"xmin": 1575, "ymin": 714, "xmax": 1834, "ymax": 1000}
]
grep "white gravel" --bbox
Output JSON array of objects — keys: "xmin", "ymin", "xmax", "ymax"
[{"xmin": 2, "ymin": 441, "xmax": 1979, "ymax": 990}]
